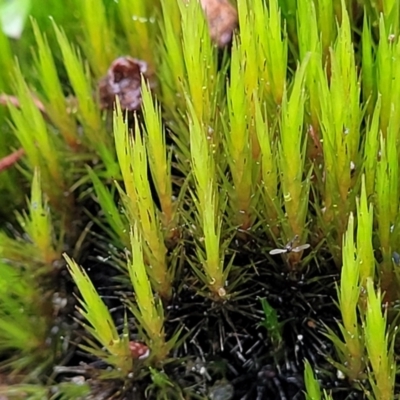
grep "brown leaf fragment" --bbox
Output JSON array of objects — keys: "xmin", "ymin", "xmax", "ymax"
[
  {"xmin": 98, "ymin": 56, "xmax": 149, "ymax": 111},
  {"xmin": 0, "ymin": 94, "xmax": 48, "ymax": 120},
  {"xmin": 0, "ymin": 148, "xmax": 25, "ymax": 172},
  {"xmin": 129, "ymin": 341, "xmax": 150, "ymax": 360},
  {"xmin": 199, "ymin": 0, "xmax": 238, "ymax": 47}
]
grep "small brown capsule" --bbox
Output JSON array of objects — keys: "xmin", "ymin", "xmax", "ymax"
[
  {"xmin": 98, "ymin": 56, "xmax": 149, "ymax": 111},
  {"xmin": 198, "ymin": 0, "xmax": 238, "ymax": 48},
  {"xmin": 129, "ymin": 341, "xmax": 150, "ymax": 360}
]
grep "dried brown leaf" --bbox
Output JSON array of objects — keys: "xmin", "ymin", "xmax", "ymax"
[
  {"xmin": 0, "ymin": 148, "xmax": 24, "ymax": 172},
  {"xmin": 199, "ymin": 0, "xmax": 238, "ymax": 47},
  {"xmin": 98, "ymin": 57, "xmax": 150, "ymax": 111},
  {"xmin": 0, "ymin": 94, "xmax": 48, "ymax": 119}
]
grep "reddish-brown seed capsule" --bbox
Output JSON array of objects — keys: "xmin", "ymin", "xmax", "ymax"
[
  {"xmin": 198, "ymin": 0, "xmax": 238, "ymax": 48},
  {"xmin": 98, "ymin": 57, "xmax": 149, "ymax": 111},
  {"xmin": 129, "ymin": 341, "xmax": 150, "ymax": 360}
]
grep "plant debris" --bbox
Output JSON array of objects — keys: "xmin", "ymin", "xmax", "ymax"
[
  {"xmin": 0, "ymin": 148, "xmax": 24, "ymax": 172},
  {"xmin": 198, "ymin": 0, "xmax": 238, "ymax": 47},
  {"xmin": 0, "ymin": 94, "xmax": 48, "ymax": 119},
  {"xmin": 98, "ymin": 56, "xmax": 150, "ymax": 111}
]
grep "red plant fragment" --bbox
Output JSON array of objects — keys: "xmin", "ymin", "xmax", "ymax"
[
  {"xmin": 129, "ymin": 341, "xmax": 150, "ymax": 360},
  {"xmin": 308, "ymin": 124, "xmax": 323, "ymax": 160},
  {"xmin": 0, "ymin": 148, "xmax": 25, "ymax": 172},
  {"xmin": 0, "ymin": 94, "xmax": 48, "ymax": 120},
  {"xmin": 98, "ymin": 57, "xmax": 149, "ymax": 111},
  {"xmin": 199, "ymin": 0, "xmax": 238, "ymax": 47}
]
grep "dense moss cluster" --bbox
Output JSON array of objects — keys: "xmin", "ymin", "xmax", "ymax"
[{"xmin": 0, "ymin": 0, "xmax": 400, "ymax": 399}]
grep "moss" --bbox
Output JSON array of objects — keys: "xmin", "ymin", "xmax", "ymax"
[{"xmin": 0, "ymin": 0, "xmax": 399, "ymax": 399}]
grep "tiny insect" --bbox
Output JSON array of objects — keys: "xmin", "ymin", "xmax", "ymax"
[
  {"xmin": 269, "ymin": 235, "xmax": 310, "ymax": 255},
  {"xmin": 392, "ymin": 251, "xmax": 400, "ymax": 266}
]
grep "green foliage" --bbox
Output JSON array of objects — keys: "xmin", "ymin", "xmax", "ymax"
[
  {"xmin": 2, "ymin": 0, "xmax": 400, "ymax": 398},
  {"xmin": 16, "ymin": 169, "xmax": 59, "ymax": 265},
  {"xmin": 225, "ymin": 38, "xmax": 259, "ymax": 230},
  {"xmin": 364, "ymin": 279, "xmax": 396, "ymax": 400},
  {"xmin": 259, "ymin": 298, "xmax": 282, "ymax": 347},
  {"xmin": 32, "ymin": 19, "xmax": 79, "ymax": 149},
  {"xmin": 327, "ymin": 212, "xmax": 365, "ymax": 381},
  {"xmin": 53, "ymin": 21, "xmax": 118, "ymax": 177},
  {"xmin": 0, "ymin": 171, "xmax": 57, "ymax": 377},
  {"xmin": 117, "ymin": 0, "xmax": 159, "ymax": 67},
  {"xmin": 0, "ymin": 382, "xmax": 90, "ymax": 400},
  {"xmin": 74, "ymin": 0, "xmax": 116, "ymax": 78},
  {"xmin": 304, "ymin": 359, "xmax": 322, "ymax": 400},
  {"xmin": 0, "ymin": 260, "xmax": 52, "ymax": 376},
  {"xmin": 141, "ymin": 79, "xmax": 176, "ymax": 236},
  {"xmin": 127, "ymin": 225, "xmax": 178, "ymax": 363},
  {"xmin": 278, "ymin": 58, "xmax": 311, "ymax": 263},
  {"xmin": 8, "ymin": 64, "xmax": 66, "ymax": 209},
  {"xmin": 88, "ymin": 167, "xmax": 129, "ymax": 247},
  {"xmin": 64, "ymin": 254, "xmax": 133, "ymax": 376},
  {"xmin": 188, "ymin": 97, "xmax": 227, "ymax": 298},
  {"xmin": 304, "ymin": 360, "xmax": 333, "ymax": 400},
  {"xmin": 326, "ymin": 180, "xmax": 396, "ymax": 395},
  {"xmin": 114, "ymin": 104, "xmax": 172, "ymax": 299}
]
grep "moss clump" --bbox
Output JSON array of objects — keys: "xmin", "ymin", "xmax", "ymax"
[{"xmin": 0, "ymin": 0, "xmax": 399, "ymax": 399}]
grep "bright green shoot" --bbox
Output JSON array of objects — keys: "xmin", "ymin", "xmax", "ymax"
[
  {"xmin": 31, "ymin": 19, "xmax": 79, "ymax": 149},
  {"xmin": 16, "ymin": 168, "xmax": 59, "ymax": 266},
  {"xmin": 315, "ymin": 0, "xmax": 336, "ymax": 57},
  {"xmin": 127, "ymin": 225, "xmax": 170, "ymax": 363},
  {"xmin": 113, "ymin": 103, "xmax": 139, "ymax": 220},
  {"xmin": 297, "ymin": 0, "xmax": 323, "ymax": 140},
  {"xmin": 158, "ymin": 0, "xmax": 224, "ymax": 166},
  {"xmin": 304, "ymin": 359, "xmax": 333, "ymax": 400},
  {"xmin": 141, "ymin": 78, "xmax": 176, "ymax": 237},
  {"xmin": 254, "ymin": 92, "xmax": 279, "ymax": 237},
  {"xmin": 364, "ymin": 279, "xmax": 396, "ymax": 400},
  {"xmin": 237, "ymin": 0, "xmax": 287, "ymax": 107},
  {"xmin": 278, "ymin": 58, "xmax": 311, "ymax": 266},
  {"xmin": 88, "ymin": 168, "xmax": 130, "ymax": 248},
  {"xmin": 53, "ymin": 21, "xmax": 118, "ymax": 177},
  {"xmin": 356, "ymin": 176, "xmax": 374, "ymax": 290},
  {"xmin": 74, "ymin": 0, "xmax": 116, "ymax": 78},
  {"xmin": 188, "ymin": 99, "xmax": 227, "ymax": 299},
  {"xmin": 179, "ymin": 0, "xmax": 218, "ymax": 127},
  {"xmin": 117, "ymin": 0, "xmax": 158, "ymax": 67},
  {"xmin": 237, "ymin": 0, "xmax": 286, "ymax": 119},
  {"xmin": 52, "ymin": 22, "xmax": 101, "ymax": 134},
  {"xmin": 326, "ymin": 212, "xmax": 364, "ymax": 381},
  {"xmin": 361, "ymin": 15, "xmax": 375, "ymax": 117},
  {"xmin": 339, "ymin": 212, "xmax": 364, "ymax": 380},
  {"xmin": 317, "ymin": 4, "xmax": 361, "ymax": 245},
  {"xmin": 259, "ymin": 298, "xmax": 282, "ymax": 348},
  {"xmin": 225, "ymin": 40, "xmax": 259, "ymax": 230},
  {"xmin": 363, "ymin": 97, "xmax": 381, "ymax": 199},
  {"xmin": 157, "ymin": 0, "xmax": 185, "ymax": 119},
  {"xmin": 376, "ymin": 15, "xmax": 400, "ymax": 137},
  {"xmin": 131, "ymin": 116, "xmax": 171, "ymax": 299},
  {"xmin": 64, "ymin": 254, "xmax": 133, "ymax": 376},
  {"xmin": 304, "ymin": 359, "xmax": 321, "ymax": 400},
  {"xmin": 114, "ymin": 104, "xmax": 171, "ymax": 299},
  {"xmin": 376, "ymin": 120, "xmax": 399, "ymax": 300},
  {"xmin": 8, "ymin": 64, "xmax": 66, "ymax": 209}
]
